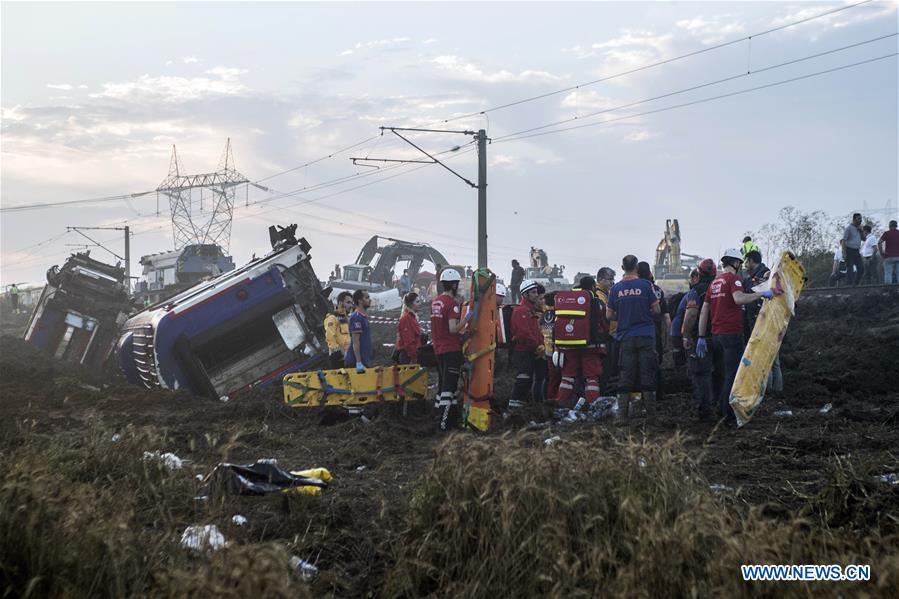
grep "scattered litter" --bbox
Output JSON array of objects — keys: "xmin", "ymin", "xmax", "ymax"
[
  {"xmin": 356, "ymin": 465, "xmax": 367, "ymax": 472},
  {"xmin": 180, "ymin": 524, "xmax": 225, "ymax": 552},
  {"xmin": 819, "ymin": 403, "xmax": 833, "ymax": 414},
  {"xmin": 709, "ymin": 483, "xmax": 735, "ymax": 493},
  {"xmin": 874, "ymin": 473, "xmax": 898, "ymax": 486},
  {"xmin": 142, "ymin": 451, "xmax": 183, "ymax": 470},
  {"xmin": 544, "ymin": 436, "xmax": 562, "ymax": 446},
  {"xmin": 219, "ymin": 395, "xmax": 230, "ymax": 403},
  {"xmin": 773, "ymin": 410, "xmax": 793, "ymax": 417},
  {"xmin": 110, "ymin": 433, "xmax": 122, "ymax": 443},
  {"xmin": 256, "ymin": 458, "xmax": 278, "ymax": 465},
  {"xmin": 360, "ymin": 415, "xmax": 372, "ymax": 425},
  {"xmin": 638, "ymin": 458, "xmax": 647, "ymax": 468},
  {"xmin": 289, "ymin": 555, "xmax": 318, "ymax": 581},
  {"xmin": 202, "ymin": 460, "xmax": 330, "ymax": 496},
  {"xmin": 80, "ymin": 383, "xmax": 100, "ymax": 392},
  {"xmin": 195, "ymin": 474, "xmax": 205, "ymax": 482},
  {"xmin": 382, "ymin": 343, "xmax": 395, "ymax": 348},
  {"xmin": 589, "ymin": 396, "xmax": 618, "ymax": 420},
  {"xmin": 231, "ymin": 514, "xmax": 248, "ymax": 526},
  {"xmin": 194, "ymin": 495, "xmax": 208, "ymax": 502}
]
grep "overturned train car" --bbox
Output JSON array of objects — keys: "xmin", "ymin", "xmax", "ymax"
[
  {"xmin": 24, "ymin": 252, "xmax": 132, "ymax": 371},
  {"xmin": 116, "ymin": 225, "xmax": 332, "ymax": 400}
]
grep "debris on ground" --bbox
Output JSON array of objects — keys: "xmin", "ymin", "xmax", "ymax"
[
  {"xmin": 203, "ymin": 460, "xmax": 330, "ymax": 496},
  {"xmin": 231, "ymin": 515, "xmax": 248, "ymax": 526},
  {"xmin": 180, "ymin": 525, "xmax": 225, "ymax": 552},
  {"xmin": 289, "ymin": 555, "xmax": 319, "ymax": 581},
  {"xmin": 142, "ymin": 451, "xmax": 184, "ymax": 470}
]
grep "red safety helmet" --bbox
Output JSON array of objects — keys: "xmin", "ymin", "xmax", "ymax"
[{"xmin": 698, "ymin": 258, "xmax": 717, "ymax": 278}]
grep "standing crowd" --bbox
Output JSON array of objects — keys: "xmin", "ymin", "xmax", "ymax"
[{"xmin": 321, "ymin": 222, "xmax": 896, "ymax": 430}]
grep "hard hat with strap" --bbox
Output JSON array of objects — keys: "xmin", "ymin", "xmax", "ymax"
[
  {"xmin": 519, "ymin": 279, "xmax": 538, "ymax": 294},
  {"xmin": 439, "ymin": 268, "xmax": 461, "ymax": 282}
]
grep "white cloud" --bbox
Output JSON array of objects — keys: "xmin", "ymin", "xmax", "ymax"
[
  {"xmin": 423, "ymin": 38, "xmax": 438, "ymax": 44},
  {"xmin": 78, "ymin": 84, "xmax": 88, "ymax": 89},
  {"xmin": 90, "ymin": 67, "xmax": 249, "ymax": 103},
  {"xmin": 182, "ymin": 56, "xmax": 200, "ymax": 64},
  {"xmin": 339, "ymin": 37, "xmax": 411, "ymax": 55},
  {"xmin": 287, "ymin": 112, "xmax": 322, "ymax": 130},
  {"xmin": 561, "ymin": 90, "xmax": 616, "ymax": 112},
  {"xmin": 47, "ymin": 83, "xmax": 73, "ymax": 90},
  {"xmin": 623, "ymin": 130, "xmax": 658, "ymax": 143},
  {"xmin": 676, "ymin": 16, "xmax": 745, "ymax": 44},
  {"xmin": 769, "ymin": 1, "xmax": 898, "ymax": 33},
  {"xmin": 431, "ymin": 55, "xmax": 564, "ymax": 83}
]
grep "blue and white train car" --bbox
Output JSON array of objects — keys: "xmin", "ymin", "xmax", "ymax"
[{"xmin": 116, "ymin": 225, "xmax": 331, "ymax": 400}]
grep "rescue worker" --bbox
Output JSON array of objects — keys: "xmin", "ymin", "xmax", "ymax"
[
  {"xmin": 395, "ymin": 292, "xmax": 422, "ymax": 364},
  {"xmin": 509, "ymin": 260, "xmax": 525, "ymax": 304},
  {"xmin": 324, "ymin": 291, "xmax": 353, "ymax": 369},
  {"xmin": 669, "ymin": 269, "xmax": 700, "ymax": 367},
  {"xmin": 532, "ymin": 285, "xmax": 550, "ymax": 403},
  {"xmin": 554, "ymin": 276, "xmax": 608, "ymax": 409},
  {"xmin": 345, "ymin": 290, "xmax": 373, "ymax": 371},
  {"xmin": 741, "ymin": 236, "xmax": 760, "ymax": 259},
  {"xmin": 541, "ymin": 291, "xmax": 562, "ymax": 403},
  {"xmin": 697, "ymin": 248, "xmax": 774, "ymax": 422},
  {"xmin": 509, "ymin": 279, "xmax": 543, "ymax": 410},
  {"xmin": 879, "ymin": 220, "xmax": 899, "ymax": 284},
  {"xmin": 681, "ymin": 259, "xmax": 717, "ymax": 420},
  {"xmin": 607, "ymin": 255, "xmax": 660, "ymax": 421},
  {"xmin": 8, "ymin": 283, "xmax": 19, "ymax": 313},
  {"xmin": 595, "ymin": 267, "xmax": 618, "ymax": 395},
  {"xmin": 637, "ymin": 261, "xmax": 670, "ymax": 400},
  {"xmin": 430, "ymin": 268, "xmax": 471, "ymax": 430}
]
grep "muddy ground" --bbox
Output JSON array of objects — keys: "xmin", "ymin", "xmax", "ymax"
[{"xmin": 1, "ymin": 288, "xmax": 897, "ymax": 596}]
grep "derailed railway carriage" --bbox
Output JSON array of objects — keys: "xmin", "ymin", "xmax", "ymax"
[{"xmin": 116, "ymin": 225, "xmax": 332, "ymax": 400}]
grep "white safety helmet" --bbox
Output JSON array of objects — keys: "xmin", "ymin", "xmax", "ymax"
[
  {"xmin": 721, "ymin": 248, "xmax": 743, "ymax": 263},
  {"xmin": 439, "ymin": 268, "xmax": 462, "ymax": 282},
  {"xmin": 495, "ymin": 283, "xmax": 507, "ymax": 297},
  {"xmin": 520, "ymin": 279, "xmax": 539, "ymax": 294}
]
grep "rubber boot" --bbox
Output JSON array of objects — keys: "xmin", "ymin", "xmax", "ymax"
[
  {"xmin": 616, "ymin": 393, "xmax": 630, "ymax": 425},
  {"xmin": 643, "ymin": 391, "xmax": 656, "ymax": 421}
]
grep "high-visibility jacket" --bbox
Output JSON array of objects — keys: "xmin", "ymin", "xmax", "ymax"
[
  {"xmin": 323, "ymin": 309, "xmax": 350, "ymax": 353},
  {"xmin": 741, "ymin": 240, "xmax": 761, "ymax": 257},
  {"xmin": 595, "ymin": 288, "xmax": 618, "ymax": 336}
]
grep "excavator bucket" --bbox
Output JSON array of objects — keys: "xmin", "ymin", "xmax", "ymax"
[{"xmin": 283, "ymin": 365, "xmax": 428, "ymax": 408}]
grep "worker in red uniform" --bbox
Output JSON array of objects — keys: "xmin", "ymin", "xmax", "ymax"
[
  {"xmin": 430, "ymin": 269, "xmax": 472, "ymax": 430},
  {"xmin": 697, "ymin": 248, "xmax": 774, "ymax": 422},
  {"xmin": 554, "ymin": 276, "xmax": 609, "ymax": 409},
  {"xmin": 395, "ymin": 292, "xmax": 422, "ymax": 364},
  {"xmin": 509, "ymin": 279, "xmax": 543, "ymax": 409}
]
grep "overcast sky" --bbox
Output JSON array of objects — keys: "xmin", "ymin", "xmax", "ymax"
[{"xmin": 2, "ymin": 1, "xmax": 897, "ymax": 288}]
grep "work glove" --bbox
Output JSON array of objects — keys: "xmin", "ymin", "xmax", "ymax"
[
  {"xmin": 355, "ymin": 362, "xmax": 365, "ymax": 373},
  {"xmin": 695, "ymin": 338, "xmax": 708, "ymax": 359},
  {"xmin": 535, "ymin": 345, "xmax": 545, "ymax": 358},
  {"xmin": 759, "ymin": 289, "xmax": 775, "ymax": 299}
]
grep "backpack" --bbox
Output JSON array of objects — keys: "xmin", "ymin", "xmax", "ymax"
[{"xmin": 554, "ymin": 289, "xmax": 609, "ymax": 347}]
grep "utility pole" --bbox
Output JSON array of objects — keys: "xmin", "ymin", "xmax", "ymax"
[
  {"xmin": 476, "ymin": 129, "xmax": 487, "ymax": 268},
  {"xmin": 66, "ymin": 225, "xmax": 132, "ymax": 291},
  {"xmin": 351, "ymin": 126, "xmax": 490, "ymax": 268}
]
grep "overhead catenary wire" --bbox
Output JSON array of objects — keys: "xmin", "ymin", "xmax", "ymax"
[
  {"xmin": 493, "ymin": 52, "xmax": 898, "ymax": 144},
  {"xmin": 428, "ymin": 0, "xmax": 879, "ymax": 126},
  {"xmin": 2, "ymin": 1, "xmax": 878, "ymax": 215}
]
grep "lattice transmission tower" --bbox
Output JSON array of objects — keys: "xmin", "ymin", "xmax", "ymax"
[{"xmin": 156, "ymin": 139, "xmax": 249, "ymax": 251}]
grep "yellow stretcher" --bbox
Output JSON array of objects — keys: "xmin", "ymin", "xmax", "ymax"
[
  {"xmin": 730, "ymin": 251, "xmax": 806, "ymax": 427},
  {"xmin": 283, "ymin": 365, "xmax": 428, "ymax": 408}
]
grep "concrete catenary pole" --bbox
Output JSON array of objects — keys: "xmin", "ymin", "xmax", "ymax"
[
  {"xmin": 477, "ymin": 129, "xmax": 487, "ymax": 269},
  {"xmin": 124, "ymin": 225, "xmax": 131, "ymax": 293}
]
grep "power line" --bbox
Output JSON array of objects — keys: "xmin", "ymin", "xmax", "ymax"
[
  {"xmin": 494, "ymin": 52, "xmax": 898, "ymax": 144},
  {"xmin": 254, "ymin": 134, "xmax": 381, "ymax": 183},
  {"xmin": 429, "ymin": 0, "xmax": 878, "ymax": 126},
  {"xmin": 0, "ymin": 191, "xmax": 155, "ymax": 214}
]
